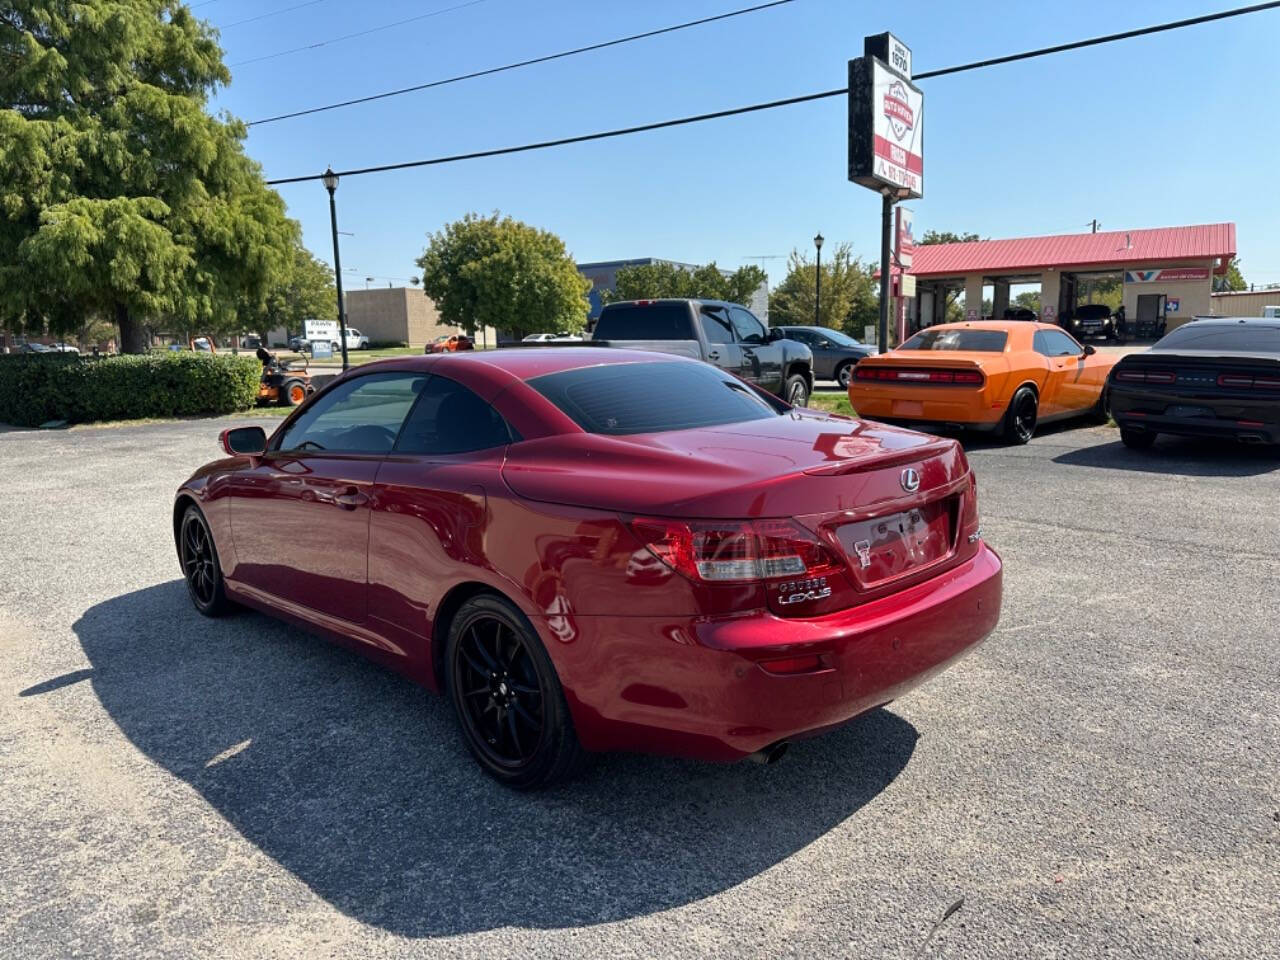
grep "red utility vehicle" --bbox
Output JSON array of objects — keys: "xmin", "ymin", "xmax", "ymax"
[{"xmin": 175, "ymin": 349, "xmax": 1002, "ymax": 788}]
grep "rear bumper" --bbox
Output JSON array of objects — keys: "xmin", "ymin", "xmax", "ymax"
[
  {"xmin": 1111, "ymin": 389, "xmax": 1279, "ymax": 443},
  {"xmin": 553, "ymin": 544, "xmax": 1003, "ymax": 760},
  {"xmin": 849, "ymin": 390, "xmax": 1003, "ymax": 429}
]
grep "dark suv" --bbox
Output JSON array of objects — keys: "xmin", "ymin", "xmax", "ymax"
[{"xmin": 1063, "ymin": 303, "xmax": 1124, "ymax": 342}]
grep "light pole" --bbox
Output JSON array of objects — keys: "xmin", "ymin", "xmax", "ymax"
[
  {"xmin": 813, "ymin": 232, "xmax": 824, "ymax": 327},
  {"xmin": 321, "ymin": 166, "xmax": 350, "ymax": 372}
]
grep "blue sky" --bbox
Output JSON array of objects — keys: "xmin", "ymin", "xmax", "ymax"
[{"xmin": 204, "ymin": 0, "xmax": 1280, "ymax": 290}]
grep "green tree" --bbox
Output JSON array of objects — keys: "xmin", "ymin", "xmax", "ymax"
[
  {"xmin": 1012, "ymin": 290, "xmax": 1041, "ymax": 313},
  {"xmin": 602, "ymin": 261, "xmax": 766, "ymax": 307},
  {"xmin": 0, "ymin": 0, "xmax": 296, "ymax": 352},
  {"xmin": 919, "ymin": 230, "xmax": 982, "ymax": 245},
  {"xmin": 767, "ymin": 243, "xmax": 878, "ymax": 333},
  {"xmin": 249, "ymin": 240, "xmax": 336, "ymax": 343},
  {"xmin": 1216, "ymin": 256, "xmax": 1246, "ymax": 292},
  {"xmin": 417, "ymin": 212, "xmax": 590, "ymax": 339}
]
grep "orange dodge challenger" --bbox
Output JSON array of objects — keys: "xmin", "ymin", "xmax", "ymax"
[{"xmin": 848, "ymin": 321, "xmax": 1120, "ymax": 443}]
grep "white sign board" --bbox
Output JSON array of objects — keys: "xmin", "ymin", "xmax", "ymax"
[
  {"xmin": 886, "ymin": 34, "xmax": 912, "ymax": 78},
  {"xmin": 304, "ymin": 318, "xmax": 339, "ymax": 343},
  {"xmin": 871, "ymin": 60, "xmax": 924, "ymax": 197},
  {"xmin": 900, "ymin": 273, "xmax": 916, "ymax": 297}
]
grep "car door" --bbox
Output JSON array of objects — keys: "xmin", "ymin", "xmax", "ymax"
[
  {"xmin": 1039, "ymin": 328, "xmax": 1095, "ymax": 412},
  {"xmin": 729, "ymin": 306, "xmax": 781, "ymax": 391},
  {"xmin": 697, "ymin": 305, "xmax": 742, "ymax": 376},
  {"xmin": 227, "ymin": 371, "xmax": 426, "ymax": 623},
  {"xmin": 1031, "ymin": 330, "xmax": 1071, "ymax": 417},
  {"xmin": 367, "ymin": 375, "xmax": 518, "ymax": 653}
]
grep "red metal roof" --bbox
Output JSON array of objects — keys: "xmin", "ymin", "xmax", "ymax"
[{"xmin": 909, "ymin": 223, "xmax": 1235, "ymax": 278}]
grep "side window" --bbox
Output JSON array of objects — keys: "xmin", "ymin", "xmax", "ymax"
[
  {"xmin": 729, "ymin": 307, "xmax": 767, "ymax": 345},
  {"xmin": 699, "ymin": 306, "xmax": 735, "ymax": 344},
  {"xmin": 276, "ymin": 373, "xmax": 426, "ymax": 454},
  {"xmin": 1043, "ymin": 329, "xmax": 1083, "ymax": 356},
  {"xmin": 1032, "ymin": 331, "xmax": 1051, "ymax": 356},
  {"xmin": 395, "ymin": 375, "xmax": 516, "ymax": 455},
  {"xmin": 784, "ymin": 328, "xmax": 812, "ymax": 346}
]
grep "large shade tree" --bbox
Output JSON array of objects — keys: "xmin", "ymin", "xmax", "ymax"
[
  {"xmin": 0, "ymin": 0, "xmax": 296, "ymax": 352},
  {"xmin": 767, "ymin": 243, "xmax": 878, "ymax": 334},
  {"xmin": 417, "ymin": 213, "xmax": 590, "ymax": 339}
]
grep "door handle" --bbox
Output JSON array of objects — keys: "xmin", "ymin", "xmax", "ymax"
[
  {"xmin": 708, "ymin": 351, "xmax": 720, "ymax": 361},
  {"xmin": 334, "ymin": 488, "xmax": 368, "ymax": 510}
]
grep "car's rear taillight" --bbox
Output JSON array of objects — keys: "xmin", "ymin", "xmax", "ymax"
[
  {"xmin": 629, "ymin": 517, "xmax": 843, "ymax": 584},
  {"xmin": 1218, "ymin": 373, "xmax": 1280, "ymax": 390},
  {"xmin": 855, "ymin": 366, "xmax": 984, "ymax": 385},
  {"xmin": 1116, "ymin": 369, "xmax": 1177, "ymax": 384}
]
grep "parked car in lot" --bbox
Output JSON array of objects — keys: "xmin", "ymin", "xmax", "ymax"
[
  {"xmin": 1062, "ymin": 303, "xmax": 1124, "ymax": 343},
  {"xmin": 848, "ymin": 321, "xmax": 1119, "ymax": 444},
  {"xmin": 17, "ymin": 342, "xmax": 55, "ymax": 354},
  {"xmin": 425, "ymin": 334, "xmax": 474, "ymax": 354},
  {"xmin": 591, "ymin": 299, "xmax": 814, "ymax": 406},
  {"xmin": 176, "ymin": 349, "xmax": 1002, "ymax": 788},
  {"xmin": 1108, "ymin": 316, "xmax": 1280, "ymax": 448},
  {"xmin": 522, "ymin": 332, "xmax": 584, "ymax": 342},
  {"xmin": 774, "ymin": 325, "xmax": 878, "ymax": 387}
]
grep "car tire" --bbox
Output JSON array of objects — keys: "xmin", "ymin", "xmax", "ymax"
[
  {"xmin": 1120, "ymin": 428, "xmax": 1156, "ymax": 450},
  {"xmin": 178, "ymin": 504, "xmax": 235, "ymax": 618},
  {"xmin": 784, "ymin": 373, "xmax": 810, "ymax": 407},
  {"xmin": 446, "ymin": 594, "xmax": 586, "ymax": 790},
  {"xmin": 835, "ymin": 361, "xmax": 854, "ymax": 389},
  {"xmin": 330, "ymin": 341, "xmax": 340, "ymax": 352},
  {"xmin": 1089, "ymin": 389, "xmax": 1111, "ymax": 425},
  {"xmin": 279, "ymin": 379, "xmax": 306, "ymax": 407},
  {"xmin": 1001, "ymin": 385, "xmax": 1039, "ymax": 445}
]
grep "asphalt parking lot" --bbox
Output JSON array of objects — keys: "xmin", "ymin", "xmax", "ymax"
[{"xmin": 2, "ymin": 416, "xmax": 1277, "ymax": 959}]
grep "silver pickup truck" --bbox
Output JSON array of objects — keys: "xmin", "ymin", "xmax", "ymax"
[{"xmin": 590, "ymin": 299, "xmax": 814, "ymax": 406}]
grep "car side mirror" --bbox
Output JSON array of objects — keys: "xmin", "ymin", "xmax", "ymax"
[
  {"xmin": 767, "ymin": 327, "xmax": 784, "ymax": 342},
  {"xmin": 221, "ymin": 426, "xmax": 267, "ymax": 457},
  {"xmin": 1082, "ymin": 344, "xmax": 1096, "ymax": 356}
]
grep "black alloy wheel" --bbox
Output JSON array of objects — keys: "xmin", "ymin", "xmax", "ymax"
[
  {"xmin": 446, "ymin": 595, "xmax": 585, "ymax": 789},
  {"xmin": 1003, "ymin": 386, "xmax": 1039, "ymax": 445},
  {"xmin": 179, "ymin": 505, "xmax": 233, "ymax": 617}
]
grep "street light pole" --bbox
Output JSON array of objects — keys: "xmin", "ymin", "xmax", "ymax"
[
  {"xmin": 322, "ymin": 167, "xmax": 350, "ymax": 372},
  {"xmin": 813, "ymin": 232, "xmax": 824, "ymax": 326}
]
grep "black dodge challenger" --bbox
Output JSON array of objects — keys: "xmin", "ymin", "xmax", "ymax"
[{"xmin": 1108, "ymin": 316, "xmax": 1280, "ymax": 449}]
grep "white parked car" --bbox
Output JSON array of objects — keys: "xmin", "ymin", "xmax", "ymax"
[{"xmin": 522, "ymin": 331, "xmax": 584, "ymax": 342}]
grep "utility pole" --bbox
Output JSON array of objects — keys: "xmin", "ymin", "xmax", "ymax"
[
  {"xmin": 878, "ymin": 193, "xmax": 894, "ymax": 354},
  {"xmin": 1090, "ymin": 219, "xmax": 1099, "ymax": 233}
]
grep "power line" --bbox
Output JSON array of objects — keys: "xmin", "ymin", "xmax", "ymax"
[
  {"xmin": 266, "ymin": 0, "xmax": 1280, "ymax": 185},
  {"xmin": 247, "ymin": 0, "xmax": 797, "ymax": 126},
  {"xmin": 217, "ymin": 0, "xmax": 330, "ymax": 30},
  {"xmin": 229, "ymin": 0, "xmax": 489, "ymax": 68}
]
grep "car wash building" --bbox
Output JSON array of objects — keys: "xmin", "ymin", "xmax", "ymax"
[{"xmin": 902, "ymin": 222, "xmax": 1236, "ymax": 338}]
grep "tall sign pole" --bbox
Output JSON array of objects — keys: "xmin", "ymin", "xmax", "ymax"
[{"xmin": 848, "ymin": 32, "xmax": 923, "ymax": 354}]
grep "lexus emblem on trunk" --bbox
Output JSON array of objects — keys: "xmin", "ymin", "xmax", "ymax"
[{"xmin": 900, "ymin": 468, "xmax": 921, "ymax": 493}]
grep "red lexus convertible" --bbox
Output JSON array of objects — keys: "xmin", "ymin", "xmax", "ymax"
[{"xmin": 175, "ymin": 349, "xmax": 1002, "ymax": 787}]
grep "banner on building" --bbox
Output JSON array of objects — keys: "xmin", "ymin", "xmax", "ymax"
[{"xmin": 1125, "ymin": 267, "xmax": 1210, "ymax": 283}]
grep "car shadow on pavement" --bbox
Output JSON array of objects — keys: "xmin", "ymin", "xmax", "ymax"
[
  {"xmin": 72, "ymin": 580, "xmax": 917, "ymax": 938},
  {"xmin": 1053, "ymin": 435, "xmax": 1280, "ymax": 476}
]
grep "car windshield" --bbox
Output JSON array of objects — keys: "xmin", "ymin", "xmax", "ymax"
[
  {"xmin": 1075, "ymin": 304, "xmax": 1111, "ymax": 319},
  {"xmin": 900, "ymin": 329, "xmax": 1009, "ymax": 352},
  {"xmin": 529, "ymin": 361, "xmax": 777, "ymax": 435},
  {"xmin": 815, "ymin": 328, "xmax": 862, "ymax": 347},
  {"xmin": 1154, "ymin": 323, "xmax": 1280, "ymax": 353}
]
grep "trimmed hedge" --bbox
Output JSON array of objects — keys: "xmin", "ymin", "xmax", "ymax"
[{"xmin": 0, "ymin": 353, "xmax": 261, "ymax": 427}]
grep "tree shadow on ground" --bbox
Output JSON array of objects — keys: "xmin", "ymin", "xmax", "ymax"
[{"xmin": 71, "ymin": 581, "xmax": 917, "ymax": 938}]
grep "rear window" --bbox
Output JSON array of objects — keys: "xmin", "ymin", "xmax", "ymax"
[
  {"xmin": 529, "ymin": 361, "xmax": 777, "ymax": 435},
  {"xmin": 594, "ymin": 303, "xmax": 694, "ymax": 340},
  {"xmin": 900, "ymin": 329, "xmax": 1008, "ymax": 352},
  {"xmin": 1154, "ymin": 323, "xmax": 1280, "ymax": 353}
]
